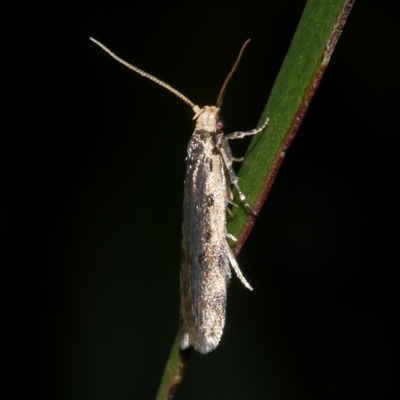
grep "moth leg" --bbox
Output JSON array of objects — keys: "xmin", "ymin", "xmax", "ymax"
[
  {"xmin": 228, "ymin": 199, "xmax": 239, "ymax": 208},
  {"xmin": 226, "ymin": 242, "xmax": 253, "ymax": 291},
  {"xmin": 227, "ymin": 199, "xmax": 238, "ymax": 218},
  {"xmin": 232, "ymin": 157, "xmax": 244, "ymax": 162},
  {"xmin": 224, "ymin": 117, "xmax": 269, "ymax": 140},
  {"xmin": 219, "ymin": 118, "xmax": 269, "ymax": 215},
  {"xmin": 217, "ymin": 140, "xmax": 256, "ymax": 215},
  {"xmin": 226, "ymin": 232, "xmax": 237, "ymax": 242}
]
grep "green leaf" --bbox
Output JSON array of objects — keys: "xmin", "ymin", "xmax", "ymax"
[{"xmin": 229, "ymin": 0, "xmax": 355, "ymax": 252}]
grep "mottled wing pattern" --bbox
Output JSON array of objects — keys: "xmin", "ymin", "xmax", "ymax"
[{"xmin": 180, "ymin": 130, "xmax": 231, "ymax": 354}]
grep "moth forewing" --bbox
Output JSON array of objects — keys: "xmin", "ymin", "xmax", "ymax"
[
  {"xmin": 180, "ymin": 107, "xmax": 231, "ymax": 353},
  {"xmin": 89, "ymin": 37, "xmax": 269, "ymax": 354},
  {"xmin": 180, "ymin": 106, "xmax": 260, "ymax": 353}
]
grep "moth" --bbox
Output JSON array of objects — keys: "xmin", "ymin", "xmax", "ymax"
[{"xmin": 89, "ymin": 37, "xmax": 269, "ymax": 353}]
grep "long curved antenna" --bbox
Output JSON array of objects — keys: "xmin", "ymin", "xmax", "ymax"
[
  {"xmin": 216, "ymin": 39, "xmax": 251, "ymax": 108},
  {"xmin": 89, "ymin": 37, "xmax": 199, "ymax": 113}
]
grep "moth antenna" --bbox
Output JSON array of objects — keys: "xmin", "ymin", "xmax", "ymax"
[
  {"xmin": 89, "ymin": 37, "xmax": 200, "ymax": 114},
  {"xmin": 216, "ymin": 39, "xmax": 251, "ymax": 108}
]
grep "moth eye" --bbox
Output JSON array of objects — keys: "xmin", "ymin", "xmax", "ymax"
[{"xmin": 216, "ymin": 118, "xmax": 225, "ymax": 131}]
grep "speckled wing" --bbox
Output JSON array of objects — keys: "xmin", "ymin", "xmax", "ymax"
[{"xmin": 180, "ymin": 129, "xmax": 231, "ymax": 354}]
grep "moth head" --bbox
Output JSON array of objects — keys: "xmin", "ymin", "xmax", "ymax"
[{"xmin": 193, "ymin": 106, "xmax": 221, "ymax": 132}]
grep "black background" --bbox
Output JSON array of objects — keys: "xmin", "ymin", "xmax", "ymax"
[{"xmin": 4, "ymin": 1, "xmax": 399, "ymax": 399}]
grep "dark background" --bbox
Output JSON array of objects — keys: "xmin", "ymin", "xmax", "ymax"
[{"xmin": 4, "ymin": 1, "xmax": 399, "ymax": 399}]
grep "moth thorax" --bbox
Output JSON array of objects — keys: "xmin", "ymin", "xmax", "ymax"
[{"xmin": 194, "ymin": 106, "xmax": 220, "ymax": 132}]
